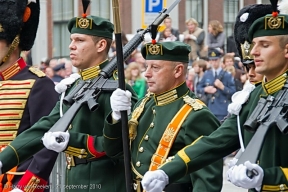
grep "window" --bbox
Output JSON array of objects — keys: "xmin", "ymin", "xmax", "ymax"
[
  {"xmin": 185, "ymin": 0, "xmax": 203, "ymax": 27},
  {"xmin": 90, "ymin": 0, "xmax": 111, "ymax": 20},
  {"xmin": 52, "ymin": 0, "xmax": 74, "ymax": 58},
  {"xmin": 224, "ymin": 0, "xmax": 239, "ymax": 37}
]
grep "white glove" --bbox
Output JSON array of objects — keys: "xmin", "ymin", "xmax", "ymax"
[
  {"xmin": 110, "ymin": 88, "xmax": 132, "ymax": 121},
  {"xmin": 141, "ymin": 170, "xmax": 169, "ymax": 192},
  {"xmin": 10, "ymin": 188, "xmax": 23, "ymax": 192},
  {"xmin": 42, "ymin": 132, "xmax": 70, "ymax": 153},
  {"xmin": 227, "ymin": 161, "xmax": 263, "ymax": 191},
  {"xmin": 189, "ymin": 34, "xmax": 197, "ymax": 41}
]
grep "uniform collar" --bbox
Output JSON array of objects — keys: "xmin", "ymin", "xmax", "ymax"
[
  {"xmin": 262, "ymin": 71, "xmax": 288, "ymax": 95},
  {"xmin": 153, "ymin": 82, "xmax": 189, "ymax": 106},
  {"xmin": 0, "ymin": 57, "xmax": 26, "ymax": 81},
  {"xmin": 78, "ymin": 59, "xmax": 108, "ymax": 80}
]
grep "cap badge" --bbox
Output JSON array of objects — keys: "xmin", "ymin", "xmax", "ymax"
[
  {"xmin": 241, "ymin": 41, "xmax": 253, "ymax": 60},
  {"xmin": 148, "ymin": 44, "xmax": 162, "ymax": 55},
  {"xmin": 265, "ymin": 16, "xmax": 284, "ymax": 29},
  {"xmin": 211, "ymin": 52, "xmax": 216, "ymax": 57},
  {"xmin": 76, "ymin": 17, "xmax": 92, "ymax": 29}
]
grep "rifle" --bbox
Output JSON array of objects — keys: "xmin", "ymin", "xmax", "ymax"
[
  {"xmin": 49, "ymin": 0, "xmax": 181, "ymax": 134},
  {"xmin": 236, "ymin": 78, "xmax": 288, "ymax": 177}
]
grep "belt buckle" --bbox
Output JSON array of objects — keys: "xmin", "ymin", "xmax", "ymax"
[{"xmin": 66, "ymin": 154, "xmax": 75, "ymax": 169}]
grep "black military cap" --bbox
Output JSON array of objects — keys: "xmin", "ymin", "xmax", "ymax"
[
  {"xmin": 53, "ymin": 63, "xmax": 65, "ymax": 72},
  {"xmin": 208, "ymin": 48, "xmax": 222, "ymax": 60},
  {"xmin": 234, "ymin": 4, "xmax": 272, "ymax": 64}
]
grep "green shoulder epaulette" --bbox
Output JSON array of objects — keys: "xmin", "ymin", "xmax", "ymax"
[{"xmin": 29, "ymin": 66, "xmax": 46, "ymax": 77}]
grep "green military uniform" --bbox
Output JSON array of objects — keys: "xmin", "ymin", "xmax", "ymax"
[
  {"xmin": 0, "ymin": 11, "xmax": 138, "ymax": 192},
  {"xmin": 104, "ymin": 41, "xmax": 223, "ymax": 191},
  {"xmin": 156, "ymin": 10, "xmax": 288, "ymax": 192},
  {"xmin": 0, "ymin": 61, "xmax": 137, "ymax": 192}
]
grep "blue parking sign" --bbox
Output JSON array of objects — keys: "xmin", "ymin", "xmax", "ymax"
[
  {"xmin": 142, "ymin": 0, "xmax": 166, "ymax": 29},
  {"xmin": 145, "ymin": 0, "xmax": 163, "ymax": 13}
]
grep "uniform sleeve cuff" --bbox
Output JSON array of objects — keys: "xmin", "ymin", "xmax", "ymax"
[
  {"xmin": 16, "ymin": 170, "xmax": 48, "ymax": 192},
  {"xmin": 104, "ymin": 113, "xmax": 122, "ymax": 139},
  {"xmin": 159, "ymin": 154, "xmax": 187, "ymax": 183}
]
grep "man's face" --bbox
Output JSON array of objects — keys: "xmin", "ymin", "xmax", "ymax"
[
  {"xmin": 144, "ymin": 60, "xmax": 178, "ymax": 95},
  {"xmin": 209, "ymin": 58, "xmax": 220, "ymax": 69},
  {"xmin": 69, "ymin": 33, "xmax": 102, "ymax": 70},
  {"xmin": 193, "ymin": 64, "xmax": 200, "ymax": 74},
  {"xmin": 246, "ymin": 63, "xmax": 264, "ymax": 84},
  {"xmin": 164, "ymin": 19, "xmax": 172, "ymax": 28},
  {"xmin": 224, "ymin": 58, "xmax": 234, "ymax": 67},
  {"xmin": 251, "ymin": 36, "xmax": 288, "ymax": 81}
]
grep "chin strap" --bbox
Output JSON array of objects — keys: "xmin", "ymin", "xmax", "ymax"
[{"xmin": 0, "ymin": 35, "xmax": 20, "ymax": 66}]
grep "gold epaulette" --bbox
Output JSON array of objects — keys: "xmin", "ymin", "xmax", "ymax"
[
  {"xmin": 183, "ymin": 95, "xmax": 205, "ymax": 109},
  {"xmin": 28, "ymin": 67, "xmax": 45, "ymax": 77}
]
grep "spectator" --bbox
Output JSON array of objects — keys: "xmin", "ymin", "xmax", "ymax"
[
  {"xmin": 222, "ymin": 54, "xmax": 243, "ymax": 91},
  {"xmin": 158, "ymin": 17, "xmax": 180, "ymax": 41},
  {"xmin": 193, "ymin": 59, "xmax": 208, "ymax": 103},
  {"xmin": 125, "ymin": 62, "xmax": 147, "ymax": 98},
  {"xmin": 45, "ymin": 67, "xmax": 54, "ymax": 80},
  {"xmin": 197, "ymin": 48, "xmax": 236, "ymax": 121},
  {"xmin": 64, "ymin": 59, "xmax": 74, "ymax": 77},
  {"xmin": 207, "ymin": 20, "xmax": 225, "ymax": 55},
  {"xmin": 186, "ymin": 68, "xmax": 195, "ymax": 91},
  {"xmin": 183, "ymin": 18, "xmax": 207, "ymax": 64},
  {"xmin": 52, "ymin": 63, "xmax": 65, "ymax": 83},
  {"xmin": 49, "ymin": 58, "xmax": 58, "ymax": 69},
  {"xmin": 159, "ymin": 28, "xmax": 177, "ymax": 42}
]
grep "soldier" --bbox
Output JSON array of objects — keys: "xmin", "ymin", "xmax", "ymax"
[
  {"xmin": 0, "ymin": 0, "xmax": 59, "ymax": 191},
  {"xmin": 104, "ymin": 41, "xmax": 223, "ymax": 192},
  {"xmin": 141, "ymin": 2, "xmax": 288, "ymax": 192},
  {"xmin": 0, "ymin": 2, "xmax": 138, "ymax": 192},
  {"xmin": 233, "ymin": 4, "xmax": 267, "ymax": 86}
]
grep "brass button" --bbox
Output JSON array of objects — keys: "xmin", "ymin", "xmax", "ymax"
[
  {"xmin": 136, "ymin": 161, "xmax": 141, "ymax": 167},
  {"xmin": 152, "ymin": 109, "xmax": 156, "ymax": 114},
  {"xmin": 144, "ymin": 135, "xmax": 149, "ymax": 140},
  {"xmin": 150, "ymin": 122, "xmax": 154, "ymax": 128},
  {"xmin": 68, "ymin": 124, "xmax": 72, "ymax": 130},
  {"xmin": 80, "ymin": 149, "xmax": 86, "ymax": 154},
  {"xmin": 139, "ymin": 147, "xmax": 144, "ymax": 152},
  {"xmin": 280, "ymin": 184, "xmax": 285, "ymax": 191}
]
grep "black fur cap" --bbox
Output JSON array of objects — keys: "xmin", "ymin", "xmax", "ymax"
[
  {"xmin": 0, "ymin": 0, "xmax": 40, "ymax": 51},
  {"xmin": 234, "ymin": 4, "xmax": 272, "ymax": 63}
]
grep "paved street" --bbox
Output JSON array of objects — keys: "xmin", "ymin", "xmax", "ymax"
[{"xmin": 221, "ymin": 157, "xmax": 246, "ymax": 192}]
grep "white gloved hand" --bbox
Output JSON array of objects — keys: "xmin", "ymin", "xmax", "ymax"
[
  {"xmin": 10, "ymin": 188, "xmax": 24, "ymax": 192},
  {"xmin": 141, "ymin": 170, "xmax": 169, "ymax": 192},
  {"xmin": 110, "ymin": 88, "xmax": 132, "ymax": 121},
  {"xmin": 189, "ymin": 34, "xmax": 197, "ymax": 41},
  {"xmin": 42, "ymin": 132, "xmax": 70, "ymax": 153},
  {"xmin": 227, "ymin": 161, "xmax": 263, "ymax": 191}
]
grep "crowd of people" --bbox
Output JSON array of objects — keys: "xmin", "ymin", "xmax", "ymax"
[{"xmin": 1, "ymin": 0, "xmax": 288, "ymax": 192}]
